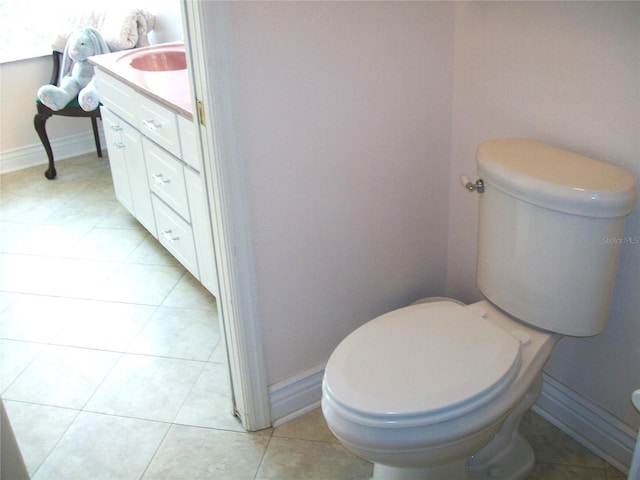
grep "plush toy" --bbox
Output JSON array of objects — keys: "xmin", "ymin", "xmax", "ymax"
[{"xmin": 38, "ymin": 27, "xmax": 110, "ymax": 112}]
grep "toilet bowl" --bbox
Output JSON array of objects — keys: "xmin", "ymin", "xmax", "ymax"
[
  {"xmin": 322, "ymin": 139, "xmax": 637, "ymax": 479},
  {"xmin": 322, "ymin": 299, "xmax": 560, "ymax": 480}
]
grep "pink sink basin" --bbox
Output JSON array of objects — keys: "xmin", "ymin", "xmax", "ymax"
[{"xmin": 129, "ymin": 50, "xmax": 187, "ymax": 72}]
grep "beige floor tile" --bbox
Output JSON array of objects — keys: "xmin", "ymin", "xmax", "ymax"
[
  {"xmin": 209, "ymin": 339, "xmax": 229, "ymax": 363},
  {"xmin": 175, "ymin": 362, "xmax": 243, "ymax": 431},
  {"xmin": 2, "ymin": 345, "xmax": 121, "ymax": 409},
  {"xmin": 161, "ymin": 271, "xmax": 218, "ymax": 310},
  {"xmin": 89, "ymin": 262, "xmax": 186, "ymax": 304},
  {"xmin": 3, "ymin": 401, "xmax": 80, "ymax": 476},
  {"xmin": 125, "ymin": 234, "xmax": 183, "ymax": 266},
  {"xmin": 0, "ymin": 291, "xmax": 18, "ymax": 313},
  {"xmin": 0, "ymin": 221, "xmax": 92, "ymax": 256},
  {"xmin": 0, "ymin": 193, "xmax": 64, "ymax": 224},
  {"xmin": 0, "ymin": 253, "xmax": 120, "ymax": 298},
  {"xmin": 97, "ymin": 204, "xmax": 148, "ymax": 230},
  {"xmin": 273, "ymin": 407, "xmax": 338, "ymax": 443},
  {"xmin": 521, "ymin": 411, "xmax": 605, "ymax": 468},
  {"xmin": 72, "ymin": 182, "xmax": 116, "ymax": 204},
  {"xmin": 256, "ymin": 436, "xmax": 373, "ymax": 480},
  {"xmin": 144, "ymin": 425, "xmax": 270, "ymax": 479},
  {"xmin": 525, "ymin": 463, "xmax": 607, "ymax": 479},
  {"xmin": 126, "ymin": 306, "xmax": 220, "ymax": 360},
  {"xmin": 60, "ymin": 226, "xmax": 148, "ymax": 261},
  {"xmin": 51, "ymin": 299, "xmax": 157, "ymax": 352},
  {"xmin": 605, "ymin": 463, "xmax": 627, "ymax": 480},
  {"xmin": 0, "ymin": 294, "xmax": 78, "ymax": 343},
  {"xmin": 32, "ymin": 412, "xmax": 169, "ymax": 480},
  {"xmin": 49, "ymin": 196, "xmax": 126, "ymax": 227},
  {"xmin": 85, "ymin": 353, "xmax": 205, "ymax": 422},
  {"xmin": 0, "ymin": 339, "xmax": 44, "ymax": 392}
]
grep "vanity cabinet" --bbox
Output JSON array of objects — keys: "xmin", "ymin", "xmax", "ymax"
[{"xmin": 95, "ymin": 68, "xmax": 217, "ymax": 296}]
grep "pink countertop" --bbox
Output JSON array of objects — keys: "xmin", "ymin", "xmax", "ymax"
[{"xmin": 89, "ymin": 42, "xmax": 193, "ymax": 119}]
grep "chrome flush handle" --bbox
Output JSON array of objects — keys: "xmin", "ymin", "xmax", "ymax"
[{"xmin": 460, "ymin": 175, "xmax": 485, "ymax": 193}]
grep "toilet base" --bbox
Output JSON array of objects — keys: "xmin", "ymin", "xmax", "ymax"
[
  {"xmin": 467, "ymin": 374, "xmax": 541, "ymax": 479},
  {"xmin": 372, "ymin": 460, "xmax": 466, "ymax": 480},
  {"xmin": 468, "ymin": 431, "xmax": 534, "ymax": 480},
  {"xmin": 370, "ymin": 436, "xmax": 532, "ymax": 480},
  {"xmin": 369, "ymin": 375, "xmax": 543, "ymax": 480}
]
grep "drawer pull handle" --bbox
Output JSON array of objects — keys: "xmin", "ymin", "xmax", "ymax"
[
  {"xmin": 113, "ymin": 142, "xmax": 125, "ymax": 150},
  {"xmin": 110, "ymin": 125, "xmax": 123, "ymax": 132},
  {"xmin": 143, "ymin": 119, "xmax": 162, "ymax": 131},
  {"xmin": 162, "ymin": 230, "xmax": 179, "ymax": 243},
  {"xmin": 151, "ymin": 173, "xmax": 170, "ymax": 185}
]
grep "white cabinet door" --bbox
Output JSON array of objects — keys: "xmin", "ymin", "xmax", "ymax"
[
  {"xmin": 101, "ymin": 107, "xmax": 156, "ymax": 236},
  {"xmin": 123, "ymin": 124, "xmax": 156, "ymax": 237},
  {"xmin": 101, "ymin": 107, "xmax": 134, "ymax": 214}
]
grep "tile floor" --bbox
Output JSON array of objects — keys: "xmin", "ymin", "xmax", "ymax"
[{"xmin": 0, "ymin": 154, "xmax": 627, "ymax": 479}]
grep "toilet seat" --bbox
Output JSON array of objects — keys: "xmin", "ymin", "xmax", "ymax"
[{"xmin": 323, "ymin": 300, "xmax": 522, "ymax": 427}]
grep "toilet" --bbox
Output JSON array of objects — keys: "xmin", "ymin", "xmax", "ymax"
[{"xmin": 321, "ymin": 138, "xmax": 637, "ymax": 480}]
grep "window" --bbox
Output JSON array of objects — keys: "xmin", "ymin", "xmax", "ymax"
[{"xmin": 0, "ymin": 0, "xmax": 130, "ymax": 63}]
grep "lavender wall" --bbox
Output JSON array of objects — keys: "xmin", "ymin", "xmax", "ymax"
[{"xmin": 225, "ymin": 1, "xmax": 455, "ymax": 384}]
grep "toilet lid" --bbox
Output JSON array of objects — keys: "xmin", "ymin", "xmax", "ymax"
[{"xmin": 324, "ymin": 301, "xmax": 522, "ymax": 421}]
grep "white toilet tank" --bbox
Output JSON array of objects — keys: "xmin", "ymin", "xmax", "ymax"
[{"xmin": 475, "ymin": 138, "xmax": 637, "ymax": 336}]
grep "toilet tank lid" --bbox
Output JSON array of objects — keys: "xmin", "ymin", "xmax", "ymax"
[{"xmin": 477, "ymin": 139, "xmax": 637, "ymax": 218}]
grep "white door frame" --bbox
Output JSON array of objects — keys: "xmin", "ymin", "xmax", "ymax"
[{"xmin": 181, "ymin": 0, "xmax": 271, "ymax": 431}]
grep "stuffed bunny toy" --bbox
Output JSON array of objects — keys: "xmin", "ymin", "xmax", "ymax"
[{"xmin": 38, "ymin": 27, "xmax": 110, "ymax": 112}]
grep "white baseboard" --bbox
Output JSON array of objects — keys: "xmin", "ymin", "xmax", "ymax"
[
  {"xmin": 268, "ymin": 363, "xmax": 326, "ymax": 428},
  {"xmin": 534, "ymin": 373, "xmax": 637, "ymax": 474},
  {"xmin": 0, "ymin": 131, "xmax": 105, "ymax": 175}
]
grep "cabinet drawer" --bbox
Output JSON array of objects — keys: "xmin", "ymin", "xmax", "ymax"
[
  {"xmin": 144, "ymin": 138, "xmax": 190, "ymax": 221},
  {"xmin": 94, "ymin": 69, "xmax": 138, "ymax": 126},
  {"xmin": 153, "ymin": 196, "xmax": 198, "ymax": 277},
  {"xmin": 139, "ymin": 95, "xmax": 181, "ymax": 157}
]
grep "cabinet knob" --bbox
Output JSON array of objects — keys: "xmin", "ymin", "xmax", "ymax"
[
  {"xmin": 143, "ymin": 119, "xmax": 163, "ymax": 131},
  {"xmin": 162, "ymin": 230, "xmax": 179, "ymax": 243},
  {"xmin": 151, "ymin": 173, "xmax": 171, "ymax": 185}
]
